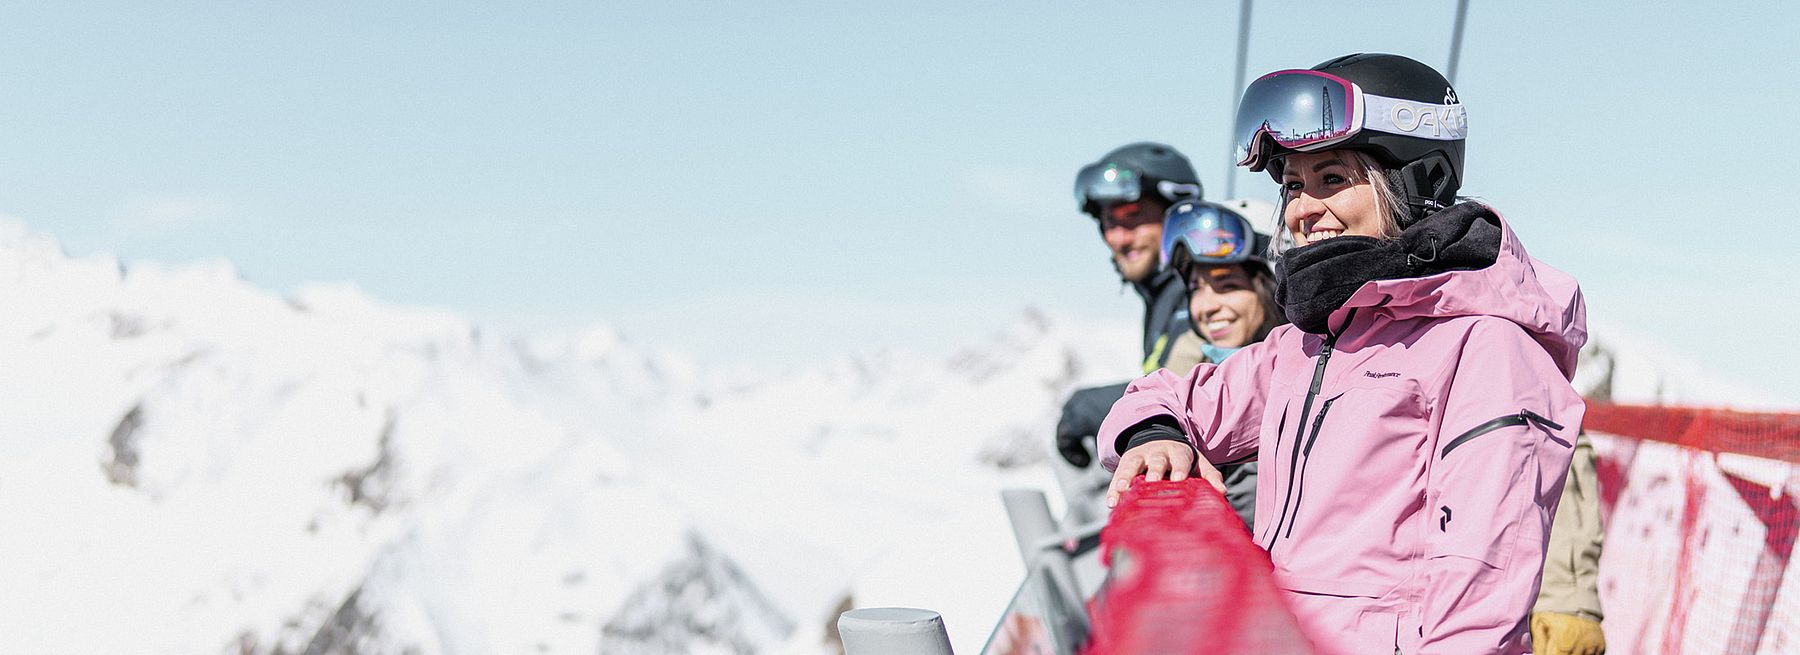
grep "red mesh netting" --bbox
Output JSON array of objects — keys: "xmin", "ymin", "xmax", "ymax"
[
  {"xmin": 1586, "ymin": 401, "xmax": 1800, "ymax": 654},
  {"xmin": 1081, "ymin": 478, "xmax": 1315, "ymax": 655}
]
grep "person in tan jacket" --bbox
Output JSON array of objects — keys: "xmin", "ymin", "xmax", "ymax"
[{"xmin": 1532, "ymin": 435, "xmax": 1607, "ymax": 654}]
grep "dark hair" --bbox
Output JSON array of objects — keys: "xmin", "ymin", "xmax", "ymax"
[{"xmin": 1246, "ymin": 262, "xmax": 1289, "ymax": 343}]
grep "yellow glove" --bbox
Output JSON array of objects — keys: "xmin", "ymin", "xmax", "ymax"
[{"xmin": 1531, "ymin": 611, "xmax": 1606, "ymax": 655}]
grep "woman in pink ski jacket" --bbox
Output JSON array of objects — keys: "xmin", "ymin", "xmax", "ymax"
[{"xmin": 1097, "ymin": 54, "xmax": 1585, "ymax": 654}]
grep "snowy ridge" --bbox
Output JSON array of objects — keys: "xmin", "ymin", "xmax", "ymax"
[
  {"xmin": 0, "ymin": 219, "xmax": 771, "ymax": 654},
  {"xmin": 0, "ymin": 219, "xmax": 1140, "ymax": 654},
  {"xmin": 0, "ymin": 218, "xmax": 1780, "ymax": 654}
]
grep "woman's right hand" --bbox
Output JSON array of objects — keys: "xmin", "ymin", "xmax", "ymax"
[{"xmin": 1106, "ymin": 440, "xmax": 1224, "ymax": 508}]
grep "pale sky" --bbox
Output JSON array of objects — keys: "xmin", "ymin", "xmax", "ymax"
[{"xmin": 2, "ymin": 1, "xmax": 1795, "ymax": 401}]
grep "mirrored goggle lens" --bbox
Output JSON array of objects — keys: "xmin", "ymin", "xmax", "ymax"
[
  {"xmin": 1234, "ymin": 70, "xmax": 1358, "ymax": 167},
  {"xmin": 1073, "ymin": 162, "xmax": 1142, "ymax": 209},
  {"xmin": 1161, "ymin": 201, "xmax": 1253, "ymax": 267}
]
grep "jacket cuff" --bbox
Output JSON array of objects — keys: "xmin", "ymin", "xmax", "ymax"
[{"xmin": 1115, "ymin": 416, "xmax": 1189, "ymax": 455}]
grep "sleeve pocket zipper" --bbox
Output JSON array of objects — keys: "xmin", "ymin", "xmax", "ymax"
[{"xmin": 1440, "ymin": 409, "xmax": 1563, "ymax": 458}]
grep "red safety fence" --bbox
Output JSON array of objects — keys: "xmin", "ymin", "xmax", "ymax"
[
  {"xmin": 1585, "ymin": 402, "xmax": 1800, "ymax": 464},
  {"xmin": 1081, "ymin": 479, "xmax": 1314, "ymax": 655},
  {"xmin": 1585, "ymin": 401, "xmax": 1800, "ymax": 655}
]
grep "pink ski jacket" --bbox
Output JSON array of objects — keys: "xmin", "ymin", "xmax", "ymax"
[{"xmin": 1098, "ymin": 210, "xmax": 1585, "ymax": 654}]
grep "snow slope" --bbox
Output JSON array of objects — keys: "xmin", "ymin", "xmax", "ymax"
[
  {"xmin": 0, "ymin": 219, "xmax": 1143, "ymax": 654},
  {"xmin": 0, "ymin": 218, "xmax": 1780, "ymax": 654}
]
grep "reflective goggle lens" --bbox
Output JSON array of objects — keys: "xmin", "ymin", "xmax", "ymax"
[
  {"xmin": 1161, "ymin": 201, "xmax": 1254, "ymax": 267},
  {"xmin": 1233, "ymin": 70, "xmax": 1359, "ymax": 169},
  {"xmin": 1073, "ymin": 162, "xmax": 1143, "ymax": 210}
]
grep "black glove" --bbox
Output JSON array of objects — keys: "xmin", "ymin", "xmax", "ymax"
[{"xmin": 1055, "ymin": 383, "xmax": 1129, "ymax": 468}]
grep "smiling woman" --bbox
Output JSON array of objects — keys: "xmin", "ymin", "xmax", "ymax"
[
  {"xmin": 1097, "ymin": 53, "xmax": 1595, "ymax": 654},
  {"xmin": 1158, "ymin": 199, "xmax": 1286, "ymax": 351},
  {"xmin": 1276, "ymin": 150, "xmax": 1406, "ymax": 246}
]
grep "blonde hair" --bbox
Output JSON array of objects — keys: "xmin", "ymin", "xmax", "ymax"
[{"xmin": 1272, "ymin": 150, "xmax": 1407, "ymax": 255}]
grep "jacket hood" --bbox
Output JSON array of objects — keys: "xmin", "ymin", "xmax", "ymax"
[{"xmin": 1330, "ymin": 203, "xmax": 1587, "ymax": 379}]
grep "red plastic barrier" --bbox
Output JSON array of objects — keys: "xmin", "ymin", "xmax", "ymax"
[
  {"xmin": 1584, "ymin": 401, "xmax": 1800, "ymax": 464},
  {"xmin": 1082, "ymin": 478, "xmax": 1314, "ymax": 655},
  {"xmin": 1583, "ymin": 402, "xmax": 1800, "ymax": 654}
]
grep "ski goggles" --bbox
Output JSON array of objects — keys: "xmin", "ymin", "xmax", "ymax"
[
  {"xmin": 1073, "ymin": 162, "xmax": 1201, "ymax": 214},
  {"xmin": 1234, "ymin": 69, "xmax": 1467, "ymax": 170},
  {"xmin": 1160, "ymin": 201, "xmax": 1261, "ymax": 267}
]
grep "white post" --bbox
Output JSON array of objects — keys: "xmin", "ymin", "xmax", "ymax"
[{"xmin": 838, "ymin": 607, "xmax": 954, "ymax": 655}]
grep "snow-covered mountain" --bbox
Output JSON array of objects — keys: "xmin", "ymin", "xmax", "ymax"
[
  {"xmin": 0, "ymin": 219, "xmax": 1149, "ymax": 654},
  {"xmin": 0, "ymin": 219, "xmax": 1780, "ymax": 654}
]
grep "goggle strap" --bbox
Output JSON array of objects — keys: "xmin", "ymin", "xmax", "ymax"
[{"xmin": 1156, "ymin": 180, "xmax": 1203, "ymax": 201}]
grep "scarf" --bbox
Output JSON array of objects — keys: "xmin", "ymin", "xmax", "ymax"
[{"xmin": 1275, "ymin": 202, "xmax": 1503, "ymax": 334}]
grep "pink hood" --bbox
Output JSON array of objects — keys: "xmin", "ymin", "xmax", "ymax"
[{"xmin": 1331, "ymin": 207, "xmax": 1587, "ymax": 378}]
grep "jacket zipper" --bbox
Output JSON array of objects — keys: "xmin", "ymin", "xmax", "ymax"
[
  {"xmin": 1256, "ymin": 410, "xmax": 1290, "ymax": 545},
  {"xmin": 1265, "ymin": 328, "xmax": 1342, "ymax": 554},
  {"xmin": 1439, "ymin": 410, "xmax": 1564, "ymax": 458},
  {"xmin": 1282, "ymin": 394, "xmax": 1342, "ymax": 539}
]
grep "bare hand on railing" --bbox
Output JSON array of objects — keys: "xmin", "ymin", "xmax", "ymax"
[{"xmin": 1106, "ymin": 441, "xmax": 1224, "ymax": 508}]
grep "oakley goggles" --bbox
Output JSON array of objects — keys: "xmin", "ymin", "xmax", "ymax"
[
  {"xmin": 1161, "ymin": 201, "xmax": 1263, "ymax": 268},
  {"xmin": 1234, "ymin": 69, "xmax": 1467, "ymax": 171},
  {"xmin": 1073, "ymin": 162, "xmax": 1201, "ymax": 213}
]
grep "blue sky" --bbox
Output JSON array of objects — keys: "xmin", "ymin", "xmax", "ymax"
[{"xmin": 1, "ymin": 2, "xmax": 1795, "ymax": 401}]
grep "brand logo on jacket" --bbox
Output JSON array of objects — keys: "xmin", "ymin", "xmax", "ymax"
[
  {"xmin": 1439, "ymin": 506, "xmax": 1453, "ymax": 531},
  {"xmin": 1364, "ymin": 371, "xmax": 1401, "ymax": 379}
]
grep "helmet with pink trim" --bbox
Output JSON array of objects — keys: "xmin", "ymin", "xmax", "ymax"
[{"xmin": 1234, "ymin": 53, "xmax": 1465, "ymax": 225}]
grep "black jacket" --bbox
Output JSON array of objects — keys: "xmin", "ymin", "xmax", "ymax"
[
  {"xmin": 1134, "ymin": 268, "xmax": 1191, "ymax": 373},
  {"xmin": 1056, "ymin": 269, "xmax": 1189, "ymax": 466}
]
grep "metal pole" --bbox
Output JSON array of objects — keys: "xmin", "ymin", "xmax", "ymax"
[
  {"xmin": 1447, "ymin": 0, "xmax": 1470, "ymax": 85},
  {"xmin": 1001, "ymin": 489, "xmax": 1086, "ymax": 615},
  {"xmin": 1000, "ymin": 489, "xmax": 1059, "ymax": 566},
  {"xmin": 1224, "ymin": 0, "xmax": 1252, "ymax": 199}
]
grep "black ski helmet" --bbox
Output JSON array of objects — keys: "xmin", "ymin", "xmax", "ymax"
[
  {"xmin": 1075, "ymin": 142, "xmax": 1203, "ymax": 219},
  {"xmin": 1261, "ymin": 54, "xmax": 1465, "ymax": 226}
]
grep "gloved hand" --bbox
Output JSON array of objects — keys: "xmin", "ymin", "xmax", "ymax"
[
  {"xmin": 1531, "ymin": 611, "xmax": 1605, "ymax": 655},
  {"xmin": 1055, "ymin": 384, "xmax": 1128, "ymax": 468},
  {"xmin": 1055, "ymin": 426, "xmax": 1092, "ymax": 468}
]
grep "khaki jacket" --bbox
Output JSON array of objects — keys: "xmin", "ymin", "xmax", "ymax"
[
  {"xmin": 1165, "ymin": 330, "xmax": 1208, "ymax": 372},
  {"xmin": 1534, "ymin": 435, "xmax": 1604, "ymax": 618}
]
